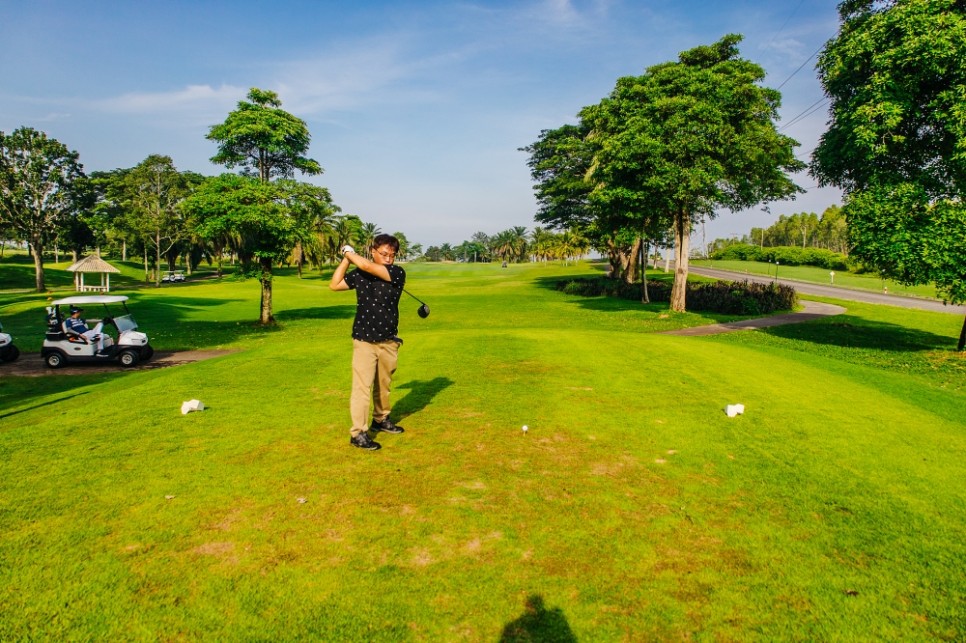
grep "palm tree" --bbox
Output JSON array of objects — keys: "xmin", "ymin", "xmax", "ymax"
[{"xmin": 359, "ymin": 221, "xmax": 381, "ymax": 257}]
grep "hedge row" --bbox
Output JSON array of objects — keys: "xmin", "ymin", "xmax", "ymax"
[
  {"xmin": 711, "ymin": 244, "xmax": 850, "ymax": 271},
  {"xmin": 557, "ymin": 277, "xmax": 797, "ymax": 315}
]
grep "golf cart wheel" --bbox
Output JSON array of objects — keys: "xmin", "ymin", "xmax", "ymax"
[
  {"xmin": 119, "ymin": 350, "xmax": 140, "ymax": 368},
  {"xmin": 1, "ymin": 345, "xmax": 19, "ymax": 362},
  {"xmin": 141, "ymin": 345, "xmax": 154, "ymax": 361},
  {"xmin": 45, "ymin": 351, "xmax": 66, "ymax": 369}
]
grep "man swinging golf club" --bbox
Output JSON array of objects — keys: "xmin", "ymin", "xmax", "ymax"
[{"xmin": 329, "ymin": 234, "xmax": 406, "ymax": 451}]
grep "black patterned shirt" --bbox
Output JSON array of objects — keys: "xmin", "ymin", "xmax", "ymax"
[{"xmin": 344, "ymin": 264, "xmax": 405, "ymax": 342}]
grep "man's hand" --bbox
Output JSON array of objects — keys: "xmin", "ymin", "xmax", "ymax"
[{"xmin": 342, "ymin": 245, "xmax": 355, "ymax": 255}]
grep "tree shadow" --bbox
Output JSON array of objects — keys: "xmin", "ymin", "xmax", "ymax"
[
  {"xmin": 274, "ymin": 305, "xmax": 355, "ymax": 321},
  {"xmin": 0, "ymin": 390, "xmax": 89, "ymax": 419},
  {"xmin": 500, "ymin": 594, "xmax": 577, "ymax": 642},
  {"xmin": 391, "ymin": 377, "xmax": 454, "ymax": 421},
  {"xmin": 761, "ymin": 314, "xmax": 955, "ymax": 352}
]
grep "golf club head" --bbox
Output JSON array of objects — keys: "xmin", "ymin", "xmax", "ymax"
[{"xmin": 417, "ymin": 303, "xmax": 430, "ymax": 318}]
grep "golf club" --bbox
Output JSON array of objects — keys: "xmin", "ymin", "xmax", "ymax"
[{"xmin": 401, "ymin": 288, "xmax": 430, "ymax": 318}]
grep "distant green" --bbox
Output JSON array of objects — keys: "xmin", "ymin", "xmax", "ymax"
[{"xmin": 1, "ymin": 260, "xmax": 964, "ymax": 640}]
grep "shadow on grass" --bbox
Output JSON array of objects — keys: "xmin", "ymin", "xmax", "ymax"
[
  {"xmin": 392, "ymin": 377, "xmax": 454, "ymax": 421},
  {"xmin": 0, "ymin": 390, "xmax": 90, "ymax": 420},
  {"xmin": 500, "ymin": 595, "xmax": 577, "ymax": 642},
  {"xmin": 762, "ymin": 315, "xmax": 955, "ymax": 352},
  {"xmin": 274, "ymin": 305, "xmax": 355, "ymax": 321}
]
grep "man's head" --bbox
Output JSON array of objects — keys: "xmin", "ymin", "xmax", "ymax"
[
  {"xmin": 372, "ymin": 234, "xmax": 400, "ymax": 265},
  {"xmin": 70, "ymin": 306, "xmax": 83, "ymax": 317}
]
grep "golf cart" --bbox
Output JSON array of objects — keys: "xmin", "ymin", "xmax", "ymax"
[
  {"xmin": 161, "ymin": 270, "xmax": 185, "ymax": 283},
  {"xmin": 42, "ymin": 295, "xmax": 154, "ymax": 368},
  {"xmin": 0, "ymin": 320, "xmax": 19, "ymax": 363}
]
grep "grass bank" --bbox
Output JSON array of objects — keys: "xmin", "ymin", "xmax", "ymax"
[{"xmin": 1, "ymin": 260, "xmax": 964, "ymax": 640}]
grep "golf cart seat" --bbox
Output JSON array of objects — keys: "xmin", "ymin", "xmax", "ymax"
[
  {"xmin": 64, "ymin": 322, "xmax": 89, "ymax": 343},
  {"xmin": 61, "ymin": 320, "xmax": 112, "ymax": 349}
]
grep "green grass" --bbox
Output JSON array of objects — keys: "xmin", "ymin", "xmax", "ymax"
[
  {"xmin": 1, "ymin": 260, "xmax": 964, "ymax": 640},
  {"xmin": 691, "ymin": 258, "xmax": 941, "ymax": 299}
]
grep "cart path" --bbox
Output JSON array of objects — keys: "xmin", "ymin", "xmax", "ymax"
[
  {"xmin": 660, "ymin": 300, "xmax": 846, "ymax": 336},
  {"xmin": 2, "ymin": 350, "xmax": 236, "ymax": 377}
]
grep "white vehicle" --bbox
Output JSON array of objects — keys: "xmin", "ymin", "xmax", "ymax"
[
  {"xmin": 161, "ymin": 270, "xmax": 186, "ymax": 283},
  {"xmin": 42, "ymin": 295, "xmax": 154, "ymax": 368},
  {"xmin": 0, "ymin": 320, "xmax": 19, "ymax": 363}
]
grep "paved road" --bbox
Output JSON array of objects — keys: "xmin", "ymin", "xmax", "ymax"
[{"xmin": 689, "ymin": 266, "xmax": 966, "ymax": 315}]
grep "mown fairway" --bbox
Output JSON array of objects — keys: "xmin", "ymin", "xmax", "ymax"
[{"xmin": 1, "ymin": 260, "xmax": 964, "ymax": 640}]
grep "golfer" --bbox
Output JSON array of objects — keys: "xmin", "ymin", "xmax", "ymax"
[
  {"xmin": 64, "ymin": 306, "xmax": 106, "ymax": 353},
  {"xmin": 329, "ymin": 234, "xmax": 406, "ymax": 451}
]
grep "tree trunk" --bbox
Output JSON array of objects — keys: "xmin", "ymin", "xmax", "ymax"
[
  {"xmin": 31, "ymin": 235, "xmax": 46, "ymax": 292},
  {"xmin": 155, "ymin": 230, "xmax": 162, "ymax": 287},
  {"xmin": 259, "ymin": 258, "xmax": 274, "ymax": 325},
  {"xmin": 670, "ymin": 212, "xmax": 691, "ymax": 312},
  {"xmin": 958, "ymin": 314, "xmax": 965, "ymax": 352},
  {"xmin": 626, "ymin": 238, "xmax": 642, "ymax": 284},
  {"xmin": 143, "ymin": 248, "xmax": 149, "ymax": 283},
  {"xmin": 122, "ymin": 239, "xmax": 128, "ymax": 262},
  {"xmin": 641, "ymin": 239, "xmax": 650, "ymax": 304}
]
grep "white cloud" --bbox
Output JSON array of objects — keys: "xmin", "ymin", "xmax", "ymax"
[
  {"xmin": 272, "ymin": 38, "xmax": 443, "ymax": 117},
  {"xmin": 93, "ymin": 84, "xmax": 244, "ymax": 121}
]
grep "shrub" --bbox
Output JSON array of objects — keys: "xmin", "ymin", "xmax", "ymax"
[
  {"xmin": 711, "ymin": 244, "xmax": 849, "ymax": 271},
  {"xmin": 556, "ymin": 277, "xmax": 797, "ymax": 315}
]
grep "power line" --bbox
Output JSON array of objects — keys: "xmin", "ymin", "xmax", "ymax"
[
  {"xmin": 776, "ymin": 43, "xmax": 825, "ymax": 90},
  {"xmin": 780, "ymin": 96, "xmax": 829, "ymax": 132},
  {"xmin": 767, "ymin": 0, "xmax": 807, "ymax": 49}
]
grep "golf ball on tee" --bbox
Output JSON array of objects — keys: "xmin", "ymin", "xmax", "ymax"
[{"xmin": 522, "ymin": 425, "xmax": 528, "ymax": 433}]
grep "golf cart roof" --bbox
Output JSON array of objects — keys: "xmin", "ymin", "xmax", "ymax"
[{"xmin": 50, "ymin": 295, "xmax": 128, "ymax": 306}]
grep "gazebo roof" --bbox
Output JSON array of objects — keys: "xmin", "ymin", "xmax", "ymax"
[{"xmin": 66, "ymin": 255, "xmax": 120, "ymax": 274}]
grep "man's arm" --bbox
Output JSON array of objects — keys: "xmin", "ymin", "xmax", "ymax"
[
  {"xmin": 329, "ymin": 252, "xmax": 352, "ymax": 291},
  {"xmin": 342, "ymin": 248, "xmax": 391, "ymax": 282}
]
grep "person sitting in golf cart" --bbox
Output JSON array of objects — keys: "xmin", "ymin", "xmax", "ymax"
[{"xmin": 64, "ymin": 306, "xmax": 107, "ymax": 353}]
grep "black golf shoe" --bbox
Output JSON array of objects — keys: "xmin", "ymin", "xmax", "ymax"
[
  {"xmin": 350, "ymin": 433, "xmax": 382, "ymax": 450},
  {"xmin": 370, "ymin": 417, "xmax": 404, "ymax": 434}
]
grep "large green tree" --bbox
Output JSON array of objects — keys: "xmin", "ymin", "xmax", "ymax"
[
  {"xmin": 812, "ymin": 0, "xmax": 966, "ymax": 350},
  {"xmin": 208, "ymin": 88, "xmax": 322, "ymax": 181},
  {"xmin": 204, "ymin": 88, "xmax": 325, "ymax": 323},
  {"xmin": 582, "ymin": 35, "xmax": 804, "ymax": 311},
  {"xmin": 182, "ymin": 175, "xmax": 336, "ymax": 324},
  {"xmin": 0, "ymin": 127, "xmax": 86, "ymax": 291}
]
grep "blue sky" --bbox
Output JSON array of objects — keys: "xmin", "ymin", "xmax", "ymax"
[{"xmin": 1, "ymin": 0, "xmax": 843, "ymax": 249}]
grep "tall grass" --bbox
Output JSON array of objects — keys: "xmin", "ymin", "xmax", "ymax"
[{"xmin": 1, "ymin": 260, "xmax": 964, "ymax": 640}]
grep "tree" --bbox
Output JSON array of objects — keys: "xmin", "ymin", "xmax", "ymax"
[
  {"xmin": 582, "ymin": 35, "xmax": 804, "ymax": 311},
  {"xmin": 391, "ymin": 231, "xmax": 411, "ymax": 261},
  {"xmin": 123, "ymin": 155, "xmax": 196, "ymax": 285},
  {"xmin": 285, "ymin": 181, "xmax": 340, "ymax": 276},
  {"xmin": 208, "ymin": 88, "xmax": 322, "ymax": 181},
  {"xmin": 0, "ymin": 127, "xmax": 86, "ymax": 291},
  {"xmin": 359, "ymin": 222, "xmax": 381, "ymax": 256},
  {"xmin": 812, "ymin": 0, "xmax": 966, "ymax": 350},
  {"xmin": 182, "ymin": 175, "xmax": 332, "ymax": 324},
  {"xmin": 204, "ymin": 88, "xmax": 324, "ymax": 323},
  {"xmin": 520, "ymin": 124, "xmax": 595, "ymax": 232}
]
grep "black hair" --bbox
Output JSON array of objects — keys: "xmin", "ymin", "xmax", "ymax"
[{"xmin": 373, "ymin": 233, "xmax": 400, "ymax": 253}]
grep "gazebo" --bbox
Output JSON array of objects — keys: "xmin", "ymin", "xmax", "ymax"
[{"xmin": 66, "ymin": 255, "xmax": 121, "ymax": 292}]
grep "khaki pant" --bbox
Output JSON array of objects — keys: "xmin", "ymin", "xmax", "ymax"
[{"xmin": 350, "ymin": 339, "xmax": 399, "ymax": 437}]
